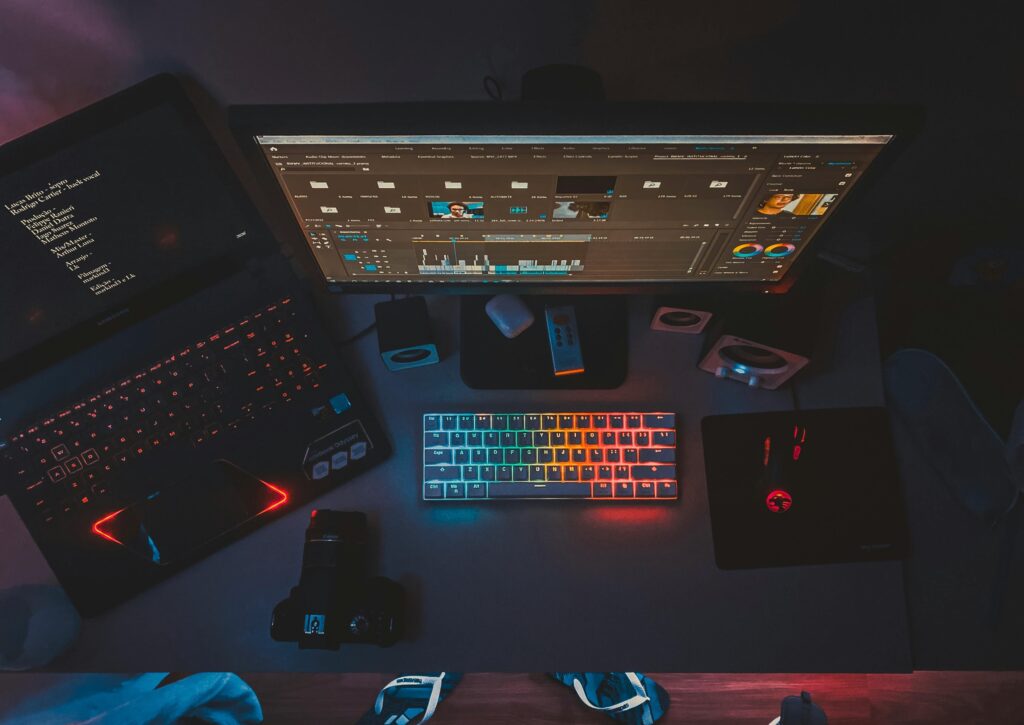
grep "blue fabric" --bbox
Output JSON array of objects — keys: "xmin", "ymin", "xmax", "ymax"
[
  {"xmin": 2, "ymin": 673, "xmax": 262, "ymax": 725},
  {"xmin": 884, "ymin": 348, "xmax": 1020, "ymax": 524}
]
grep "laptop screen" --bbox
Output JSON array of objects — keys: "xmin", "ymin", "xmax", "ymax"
[{"xmin": 0, "ymin": 89, "xmax": 256, "ymax": 379}]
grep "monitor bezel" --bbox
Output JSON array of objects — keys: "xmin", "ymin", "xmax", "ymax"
[{"xmin": 230, "ymin": 101, "xmax": 922, "ymax": 296}]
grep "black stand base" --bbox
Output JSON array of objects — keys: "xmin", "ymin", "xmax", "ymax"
[{"xmin": 459, "ymin": 295, "xmax": 628, "ymax": 390}]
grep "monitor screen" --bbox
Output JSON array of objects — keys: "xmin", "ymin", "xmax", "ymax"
[
  {"xmin": 0, "ymin": 99, "xmax": 256, "ymax": 372},
  {"xmin": 252, "ymin": 133, "xmax": 891, "ymax": 287}
]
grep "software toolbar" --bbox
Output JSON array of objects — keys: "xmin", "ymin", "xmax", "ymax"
[{"xmin": 255, "ymin": 135, "xmax": 890, "ymax": 285}]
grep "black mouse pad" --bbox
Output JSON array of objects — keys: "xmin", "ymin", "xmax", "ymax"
[{"xmin": 702, "ymin": 407, "xmax": 908, "ymax": 569}]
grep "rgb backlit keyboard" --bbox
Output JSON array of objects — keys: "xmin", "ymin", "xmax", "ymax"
[{"xmin": 421, "ymin": 412, "xmax": 678, "ymax": 501}]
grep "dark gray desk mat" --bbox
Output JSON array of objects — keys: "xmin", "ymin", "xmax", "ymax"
[{"xmin": 0, "ymin": 293, "xmax": 911, "ymax": 671}]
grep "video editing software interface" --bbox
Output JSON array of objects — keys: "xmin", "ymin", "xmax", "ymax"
[
  {"xmin": 255, "ymin": 134, "xmax": 890, "ymax": 285},
  {"xmin": 0, "ymin": 104, "xmax": 252, "ymax": 366}
]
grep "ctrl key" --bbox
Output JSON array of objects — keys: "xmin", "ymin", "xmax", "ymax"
[{"xmin": 424, "ymin": 482, "xmax": 445, "ymax": 499}]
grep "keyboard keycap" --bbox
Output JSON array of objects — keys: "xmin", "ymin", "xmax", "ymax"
[
  {"xmin": 653, "ymin": 431, "xmax": 676, "ymax": 446},
  {"xmin": 633, "ymin": 464, "xmax": 675, "ymax": 479},
  {"xmin": 594, "ymin": 482, "xmax": 613, "ymax": 497},
  {"xmin": 644, "ymin": 413, "xmax": 675, "ymax": 429},
  {"xmin": 424, "ymin": 432, "xmax": 448, "ymax": 447},
  {"xmin": 488, "ymin": 483, "xmax": 592, "ymax": 498},
  {"xmin": 425, "ymin": 482, "xmax": 444, "ymax": 499},
  {"xmin": 657, "ymin": 481, "xmax": 678, "ymax": 498},
  {"xmin": 639, "ymin": 448, "xmax": 675, "ymax": 463},
  {"xmin": 636, "ymin": 481, "xmax": 656, "ymax": 498},
  {"xmin": 424, "ymin": 465, "xmax": 461, "ymax": 481},
  {"xmin": 445, "ymin": 482, "xmax": 466, "ymax": 499},
  {"xmin": 468, "ymin": 482, "xmax": 487, "ymax": 498},
  {"xmin": 424, "ymin": 449, "xmax": 453, "ymax": 465},
  {"xmin": 615, "ymin": 481, "xmax": 635, "ymax": 498}
]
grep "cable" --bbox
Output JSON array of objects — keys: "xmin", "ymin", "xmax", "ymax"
[
  {"xmin": 483, "ymin": 75, "xmax": 503, "ymax": 101},
  {"xmin": 789, "ymin": 379, "xmax": 802, "ymax": 411},
  {"xmin": 337, "ymin": 294, "xmax": 396, "ymax": 347},
  {"xmin": 337, "ymin": 322, "xmax": 376, "ymax": 347}
]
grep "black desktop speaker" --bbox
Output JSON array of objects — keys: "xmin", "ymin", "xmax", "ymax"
[
  {"xmin": 374, "ymin": 296, "xmax": 439, "ymax": 371},
  {"xmin": 698, "ymin": 288, "xmax": 820, "ymax": 390}
]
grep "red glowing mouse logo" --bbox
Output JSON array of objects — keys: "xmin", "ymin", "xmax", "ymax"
[{"xmin": 766, "ymin": 489, "xmax": 793, "ymax": 513}]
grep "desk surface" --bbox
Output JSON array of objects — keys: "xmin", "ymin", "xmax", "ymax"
[{"xmin": 0, "ymin": 291, "xmax": 911, "ymax": 672}]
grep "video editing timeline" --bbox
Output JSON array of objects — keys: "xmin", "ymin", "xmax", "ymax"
[
  {"xmin": 417, "ymin": 235, "xmax": 586, "ymax": 276},
  {"xmin": 254, "ymin": 134, "xmax": 891, "ymax": 284}
]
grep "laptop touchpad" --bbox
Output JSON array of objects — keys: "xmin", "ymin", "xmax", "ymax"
[{"xmin": 93, "ymin": 460, "xmax": 287, "ymax": 566}]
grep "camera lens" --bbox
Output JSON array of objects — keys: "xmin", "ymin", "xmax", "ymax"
[{"xmin": 348, "ymin": 614, "xmax": 371, "ymax": 636}]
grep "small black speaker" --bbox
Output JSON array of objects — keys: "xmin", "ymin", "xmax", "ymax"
[{"xmin": 374, "ymin": 296, "xmax": 439, "ymax": 371}]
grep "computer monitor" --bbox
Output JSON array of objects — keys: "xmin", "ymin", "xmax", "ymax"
[{"xmin": 231, "ymin": 102, "xmax": 919, "ymax": 296}]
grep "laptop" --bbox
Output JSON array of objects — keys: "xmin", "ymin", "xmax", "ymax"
[{"xmin": 0, "ymin": 74, "xmax": 390, "ymax": 616}]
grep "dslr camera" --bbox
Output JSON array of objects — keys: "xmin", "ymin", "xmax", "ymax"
[{"xmin": 271, "ymin": 509, "xmax": 404, "ymax": 649}]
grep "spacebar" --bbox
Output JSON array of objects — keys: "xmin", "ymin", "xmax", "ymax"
[{"xmin": 487, "ymin": 483, "xmax": 592, "ymax": 498}]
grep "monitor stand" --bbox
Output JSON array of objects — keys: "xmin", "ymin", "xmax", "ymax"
[{"xmin": 459, "ymin": 295, "xmax": 627, "ymax": 390}]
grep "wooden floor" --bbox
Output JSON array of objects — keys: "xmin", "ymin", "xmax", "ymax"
[
  {"xmin": 239, "ymin": 672, "xmax": 1024, "ymax": 724},
  {"xmin": 3, "ymin": 672, "xmax": 1024, "ymax": 722}
]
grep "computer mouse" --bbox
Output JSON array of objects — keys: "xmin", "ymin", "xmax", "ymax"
[
  {"xmin": 485, "ymin": 294, "xmax": 535, "ymax": 339},
  {"xmin": 758, "ymin": 422, "xmax": 806, "ymax": 513}
]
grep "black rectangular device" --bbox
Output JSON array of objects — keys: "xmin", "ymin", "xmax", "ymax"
[
  {"xmin": 0, "ymin": 75, "xmax": 390, "ymax": 616},
  {"xmin": 230, "ymin": 102, "xmax": 921, "ymax": 296},
  {"xmin": 702, "ymin": 407, "xmax": 909, "ymax": 569}
]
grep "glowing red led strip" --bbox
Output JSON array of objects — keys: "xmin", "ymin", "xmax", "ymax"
[
  {"xmin": 92, "ymin": 508, "xmax": 126, "ymax": 545},
  {"xmin": 258, "ymin": 481, "xmax": 290, "ymax": 515}
]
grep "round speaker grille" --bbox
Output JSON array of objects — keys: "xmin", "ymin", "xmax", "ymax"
[
  {"xmin": 390, "ymin": 348, "xmax": 431, "ymax": 364},
  {"xmin": 659, "ymin": 310, "xmax": 702, "ymax": 327},
  {"xmin": 719, "ymin": 344, "xmax": 787, "ymax": 370}
]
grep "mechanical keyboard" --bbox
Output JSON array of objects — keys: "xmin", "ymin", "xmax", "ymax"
[
  {"xmin": 422, "ymin": 412, "xmax": 678, "ymax": 501},
  {"xmin": 1, "ymin": 296, "xmax": 330, "ymax": 527}
]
